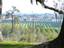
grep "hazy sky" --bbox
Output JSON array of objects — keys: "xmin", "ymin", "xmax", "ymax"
[{"xmin": 2, "ymin": 0, "xmax": 62, "ymax": 14}]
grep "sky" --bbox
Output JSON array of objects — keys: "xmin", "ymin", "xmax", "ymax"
[{"xmin": 2, "ymin": 0, "xmax": 63, "ymax": 14}]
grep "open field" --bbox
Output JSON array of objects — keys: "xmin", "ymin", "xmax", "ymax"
[
  {"xmin": 0, "ymin": 21, "xmax": 61, "ymax": 48},
  {"xmin": 0, "ymin": 22, "xmax": 61, "ymax": 41}
]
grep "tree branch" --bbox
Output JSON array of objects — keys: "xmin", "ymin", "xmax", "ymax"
[
  {"xmin": 44, "ymin": 5, "xmax": 64, "ymax": 14},
  {"xmin": 31, "ymin": 0, "xmax": 64, "ymax": 14}
]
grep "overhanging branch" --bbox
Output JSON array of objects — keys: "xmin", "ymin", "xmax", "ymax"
[
  {"xmin": 31, "ymin": 0, "xmax": 64, "ymax": 14},
  {"xmin": 44, "ymin": 5, "xmax": 64, "ymax": 14}
]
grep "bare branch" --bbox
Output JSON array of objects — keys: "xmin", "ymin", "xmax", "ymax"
[
  {"xmin": 44, "ymin": 5, "xmax": 64, "ymax": 14},
  {"xmin": 31, "ymin": 0, "xmax": 64, "ymax": 14}
]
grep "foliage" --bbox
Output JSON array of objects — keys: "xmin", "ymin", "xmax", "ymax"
[{"xmin": 0, "ymin": 22, "xmax": 59, "ymax": 43}]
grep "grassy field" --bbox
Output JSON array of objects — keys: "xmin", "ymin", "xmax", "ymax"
[
  {"xmin": 0, "ymin": 23, "xmax": 60, "ymax": 40},
  {"xmin": 0, "ymin": 43, "xmax": 33, "ymax": 48},
  {"xmin": 0, "ymin": 41, "xmax": 36, "ymax": 48},
  {"xmin": 0, "ymin": 22, "xmax": 61, "ymax": 48}
]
